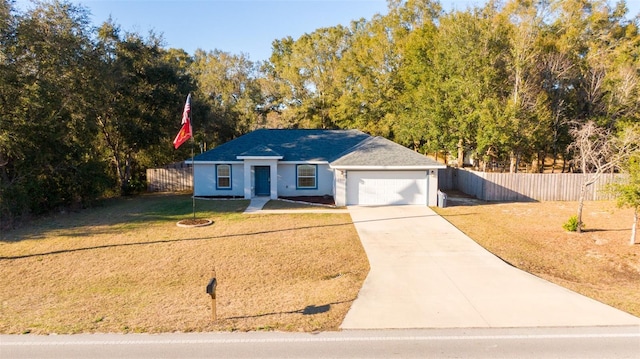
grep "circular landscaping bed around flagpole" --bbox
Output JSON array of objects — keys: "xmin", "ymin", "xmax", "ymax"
[{"xmin": 176, "ymin": 219, "xmax": 214, "ymax": 228}]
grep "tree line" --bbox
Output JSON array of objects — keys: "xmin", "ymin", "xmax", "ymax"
[
  {"xmin": 265, "ymin": 0, "xmax": 639, "ymax": 172},
  {"xmin": 1, "ymin": 0, "xmax": 639, "ymax": 227}
]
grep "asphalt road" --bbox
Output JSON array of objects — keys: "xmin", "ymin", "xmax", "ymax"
[{"xmin": 2, "ymin": 326, "xmax": 639, "ymax": 359}]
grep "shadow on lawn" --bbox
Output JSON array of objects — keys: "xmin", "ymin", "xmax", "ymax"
[
  {"xmin": 1, "ymin": 211, "xmax": 454, "ymax": 260},
  {"xmin": 582, "ymin": 228, "xmax": 629, "ymax": 233},
  {"xmin": 0, "ymin": 194, "xmax": 250, "ymax": 242},
  {"xmin": 223, "ymin": 299, "xmax": 355, "ymax": 320},
  {"xmin": 0, "ymin": 221, "xmax": 355, "ymax": 260}
]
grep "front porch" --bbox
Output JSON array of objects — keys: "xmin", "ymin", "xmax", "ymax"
[{"xmin": 241, "ymin": 159, "xmax": 280, "ymax": 200}]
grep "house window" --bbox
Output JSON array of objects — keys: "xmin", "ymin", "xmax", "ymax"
[
  {"xmin": 297, "ymin": 164, "xmax": 317, "ymax": 189},
  {"xmin": 216, "ymin": 164, "xmax": 231, "ymax": 189}
]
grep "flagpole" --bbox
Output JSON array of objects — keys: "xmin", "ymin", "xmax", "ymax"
[
  {"xmin": 190, "ymin": 93, "xmax": 196, "ymax": 221},
  {"xmin": 173, "ymin": 92, "xmax": 195, "ymax": 221}
]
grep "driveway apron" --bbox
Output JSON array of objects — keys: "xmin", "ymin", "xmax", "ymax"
[{"xmin": 341, "ymin": 206, "xmax": 640, "ymax": 329}]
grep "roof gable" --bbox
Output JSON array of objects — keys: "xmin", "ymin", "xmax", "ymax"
[
  {"xmin": 331, "ymin": 136, "xmax": 444, "ymax": 168},
  {"xmin": 238, "ymin": 145, "xmax": 282, "ymax": 158}
]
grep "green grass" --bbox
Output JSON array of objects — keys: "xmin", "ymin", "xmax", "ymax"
[{"xmin": 1, "ymin": 194, "xmax": 249, "ymax": 242}]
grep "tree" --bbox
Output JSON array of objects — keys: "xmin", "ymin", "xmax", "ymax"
[
  {"xmin": 500, "ymin": 0, "xmax": 553, "ymax": 173},
  {"xmin": 190, "ymin": 49, "xmax": 262, "ymax": 146},
  {"xmin": 0, "ymin": 0, "xmax": 20, "ymax": 227},
  {"xmin": 397, "ymin": 2, "xmax": 510, "ymax": 167},
  {"xmin": 334, "ymin": 16, "xmax": 401, "ymax": 136},
  {"xmin": 92, "ymin": 22, "xmax": 190, "ymax": 194},
  {"xmin": 395, "ymin": 16, "xmax": 439, "ymax": 152},
  {"xmin": 0, "ymin": 0, "xmax": 17, "ymax": 168},
  {"xmin": 266, "ymin": 25, "xmax": 352, "ymax": 130},
  {"xmin": 568, "ymin": 121, "xmax": 638, "ymax": 233},
  {"xmin": 559, "ymin": 0, "xmax": 640, "ymax": 129},
  {"xmin": 1, "ymin": 0, "xmax": 110, "ymax": 223},
  {"xmin": 263, "ymin": 36, "xmax": 305, "ymax": 128},
  {"xmin": 608, "ymin": 153, "xmax": 640, "ymax": 245}
]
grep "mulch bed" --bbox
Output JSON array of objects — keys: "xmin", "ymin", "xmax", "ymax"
[
  {"xmin": 280, "ymin": 196, "xmax": 335, "ymax": 205},
  {"xmin": 194, "ymin": 195, "xmax": 245, "ymax": 199},
  {"xmin": 176, "ymin": 219, "xmax": 213, "ymax": 227}
]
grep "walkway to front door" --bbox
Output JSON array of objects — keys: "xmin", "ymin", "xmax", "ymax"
[{"xmin": 254, "ymin": 166, "xmax": 270, "ymax": 196}]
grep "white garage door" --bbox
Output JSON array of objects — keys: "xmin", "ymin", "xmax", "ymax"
[{"xmin": 346, "ymin": 171, "xmax": 427, "ymax": 205}]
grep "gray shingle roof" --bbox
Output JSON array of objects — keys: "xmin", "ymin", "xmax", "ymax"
[
  {"xmin": 238, "ymin": 145, "xmax": 282, "ymax": 158},
  {"xmin": 194, "ymin": 129, "xmax": 370, "ymax": 162},
  {"xmin": 330, "ymin": 136, "xmax": 444, "ymax": 168}
]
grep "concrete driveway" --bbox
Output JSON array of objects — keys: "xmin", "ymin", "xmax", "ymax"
[{"xmin": 341, "ymin": 206, "xmax": 640, "ymax": 329}]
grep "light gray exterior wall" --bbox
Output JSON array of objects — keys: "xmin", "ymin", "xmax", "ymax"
[
  {"xmin": 195, "ymin": 162, "xmax": 336, "ymax": 199},
  {"xmin": 193, "ymin": 163, "xmax": 244, "ymax": 197},
  {"xmin": 195, "ymin": 161, "xmax": 440, "ymax": 206},
  {"xmin": 277, "ymin": 163, "xmax": 334, "ymax": 197}
]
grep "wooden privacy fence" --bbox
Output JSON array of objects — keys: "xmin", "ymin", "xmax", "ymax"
[
  {"xmin": 147, "ymin": 162, "xmax": 192, "ymax": 192},
  {"xmin": 147, "ymin": 162, "xmax": 623, "ymax": 200},
  {"xmin": 439, "ymin": 167, "xmax": 623, "ymax": 202}
]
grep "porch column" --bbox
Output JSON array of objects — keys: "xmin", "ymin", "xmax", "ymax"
[
  {"xmin": 334, "ymin": 169, "xmax": 347, "ymax": 207},
  {"xmin": 270, "ymin": 164, "xmax": 278, "ymax": 199},
  {"xmin": 243, "ymin": 161, "xmax": 252, "ymax": 199}
]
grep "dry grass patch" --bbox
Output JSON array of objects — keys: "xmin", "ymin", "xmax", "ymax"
[
  {"xmin": 433, "ymin": 199, "xmax": 640, "ymax": 317},
  {"xmin": 0, "ymin": 194, "xmax": 368, "ymax": 334}
]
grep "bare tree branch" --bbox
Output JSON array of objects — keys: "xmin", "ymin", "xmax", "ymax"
[{"xmin": 568, "ymin": 121, "xmax": 640, "ymax": 232}]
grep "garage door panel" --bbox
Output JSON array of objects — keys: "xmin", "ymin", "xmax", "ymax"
[{"xmin": 346, "ymin": 171, "xmax": 427, "ymax": 205}]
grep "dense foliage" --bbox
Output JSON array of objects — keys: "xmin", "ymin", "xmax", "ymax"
[
  {"xmin": 0, "ymin": 0, "xmax": 194, "ymax": 226},
  {"xmin": 1, "ymin": 0, "xmax": 638, "ymax": 226}
]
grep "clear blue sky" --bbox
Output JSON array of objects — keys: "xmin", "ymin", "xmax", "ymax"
[{"xmin": 15, "ymin": 0, "xmax": 640, "ymax": 63}]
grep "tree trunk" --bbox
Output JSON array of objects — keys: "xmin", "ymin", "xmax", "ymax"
[
  {"xmin": 98, "ymin": 115, "xmax": 125, "ymax": 190},
  {"xmin": 510, "ymin": 151, "xmax": 517, "ymax": 173},
  {"xmin": 631, "ymin": 207, "xmax": 638, "ymax": 245},
  {"xmin": 124, "ymin": 154, "xmax": 132, "ymax": 185},
  {"xmin": 531, "ymin": 152, "xmax": 539, "ymax": 173},
  {"xmin": 457, "ymin": 138, "xmax": 464, "ymax": 168},
  {"xmin": 576, "ymin": 178, "xmax": 587, "ymax": 233}
]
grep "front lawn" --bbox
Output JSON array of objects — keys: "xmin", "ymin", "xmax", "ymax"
[{"xmin": 0, "ymin": 194, "xmax": 369, "ymax": 334}]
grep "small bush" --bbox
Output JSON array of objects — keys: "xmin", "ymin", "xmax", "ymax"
[{"xmin": 563, "ymin": 215, "xmax": 582, "ymax": 232}]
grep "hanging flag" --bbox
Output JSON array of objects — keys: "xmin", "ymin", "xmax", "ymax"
[{"xmin": 173, "ymin": 93, "xmax": 192, "ymax": 149}]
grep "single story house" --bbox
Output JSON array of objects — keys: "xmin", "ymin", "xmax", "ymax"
[{"xmin": 192, "ymin": 129, "xmax": 445, "ymax": 206}]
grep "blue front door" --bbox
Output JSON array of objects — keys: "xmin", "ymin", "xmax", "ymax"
[{"xmin": 254, "ymin": 166, "xmax": 270, "ymax": 196}]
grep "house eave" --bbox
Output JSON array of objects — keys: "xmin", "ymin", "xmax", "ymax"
[
  {"xmin": 279, "ymin": 160, "xmax": 329, "ymax": 165},
  {"xmin": 329, "ymin": 165, "xmax": 446, "ymax": 170},
  {"xmin": 193, "ymin": 160, "xmax": 243, "ymax": 164}
]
